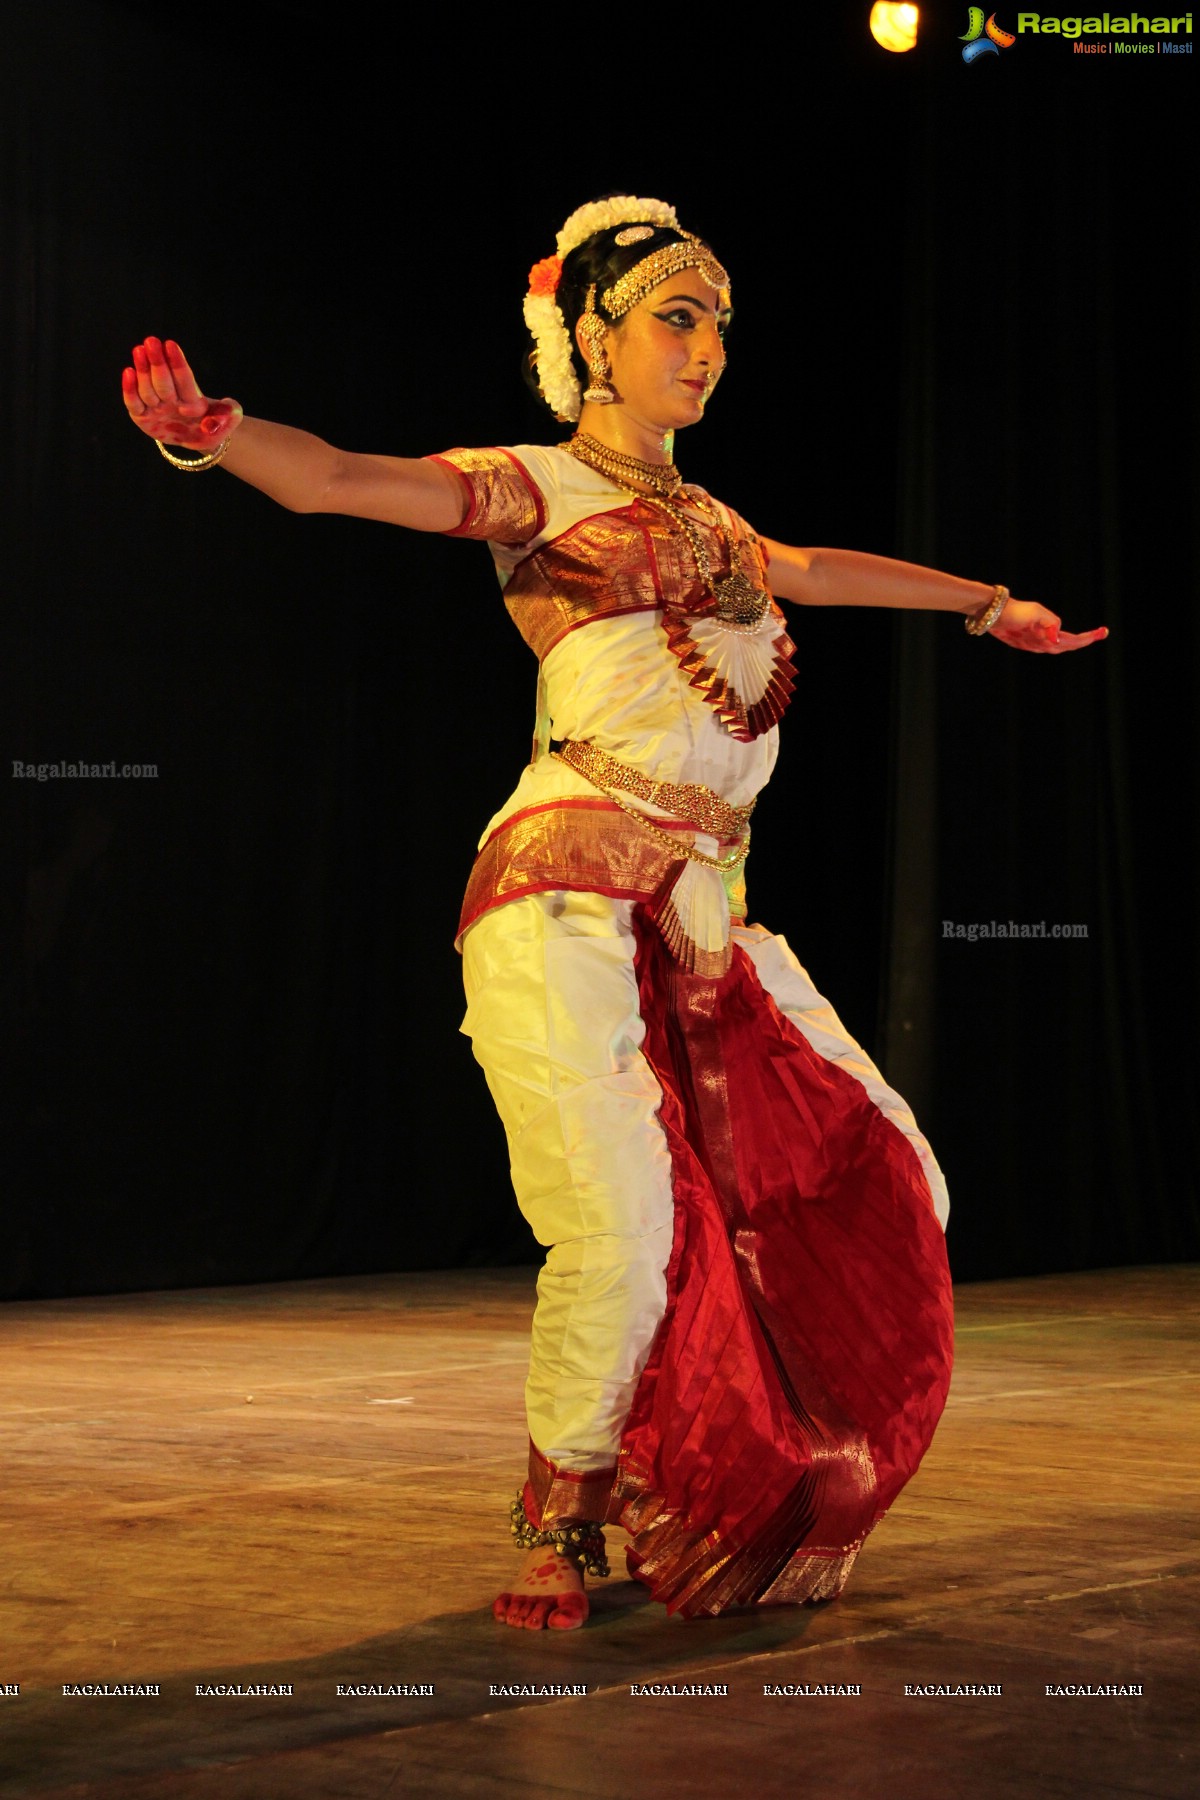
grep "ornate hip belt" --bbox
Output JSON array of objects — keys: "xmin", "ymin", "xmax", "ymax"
[{"xmin": 552, "ymin": 740, "xmax": 755, "ymax": 841}]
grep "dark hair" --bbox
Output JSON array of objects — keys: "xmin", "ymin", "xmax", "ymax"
[{"xmin": 522, "ymin": 220, "xmax": 698, "ymax": 420}]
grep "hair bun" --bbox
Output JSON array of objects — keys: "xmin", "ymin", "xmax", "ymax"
[{"xmin": 555, "ymin": 196, "xmax": 678, "ymax": 260}]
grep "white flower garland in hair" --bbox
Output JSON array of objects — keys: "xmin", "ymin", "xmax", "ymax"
[
  {"xmin": 523, "ymin": 289, "xmax": 582, "ymax": 424},
  {"xmin": 554, "ymin": 195, "xmax": 679, "ymax": 260},
  {"xmin": 524, "ymin": 196, "xmax": 681, "ymax": 423}
]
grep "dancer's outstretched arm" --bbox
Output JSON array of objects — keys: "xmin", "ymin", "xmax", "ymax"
[
  {"xmin": 121, "ymin": 336, "xmax": 463, "ymax": 530},
  {"xmin": 762, "ymin": 540, "xmax": 1109, "ymax": 655}
]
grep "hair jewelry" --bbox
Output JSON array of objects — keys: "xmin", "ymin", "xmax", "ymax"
[{"xmin": 523, "ymin": 197, "xmax": 729, "ymax": 423}]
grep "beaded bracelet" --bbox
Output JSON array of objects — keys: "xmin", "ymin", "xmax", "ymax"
[
  {"xmin": 965, "ymin": 585, "xmax": 1009, "ymax": 636},
  {"xmin": 156, "ymin": 437, "xmax": 231, "ymax": 472}
]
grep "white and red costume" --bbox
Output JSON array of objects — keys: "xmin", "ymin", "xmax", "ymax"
[{"xmin": 434, "ymin": 443, "xmax": 954, "ymax": 1618}]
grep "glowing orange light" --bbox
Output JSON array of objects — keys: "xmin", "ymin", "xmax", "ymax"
[{"xmin": 869, "ymin": 3, "xmax": 920, "ymax": 52}]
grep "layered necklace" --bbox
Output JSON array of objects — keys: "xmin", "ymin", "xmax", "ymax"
[
  {"xmin": 565, "ymin": 432, "xmax": 683, "ymax": 499},
  {"xmin": 565, "ymin": 432, "xmax": 770, "ymax": 630}
]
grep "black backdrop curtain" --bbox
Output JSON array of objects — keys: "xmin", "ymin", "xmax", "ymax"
[{"xmin": 3, "ymin": 1, "xmax": 1196, "ymax": 1298}]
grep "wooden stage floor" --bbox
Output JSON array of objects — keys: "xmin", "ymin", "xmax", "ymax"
[{"xmin": 0, "ymin": 1264, "xmax": 1196, "ymax": 1799}]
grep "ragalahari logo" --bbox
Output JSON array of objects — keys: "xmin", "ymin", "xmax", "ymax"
[{"xmin": 961, "ymin": 8, "xmax": 1017, "ymax": 58}]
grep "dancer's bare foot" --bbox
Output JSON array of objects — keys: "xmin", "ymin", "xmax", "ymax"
[{"xmin": 493, "ymin": 1546, "xmax": 589, "ymax": 1631}]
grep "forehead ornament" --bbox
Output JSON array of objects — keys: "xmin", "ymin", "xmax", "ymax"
[{"xmin": 601, "ymin": 233, "xmax": 731, "ymax": 320}]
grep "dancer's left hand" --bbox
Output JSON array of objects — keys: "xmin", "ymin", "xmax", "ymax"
[{"xmin": 989, "ymin": 598, "xmax": 1109, "ymax": 653}]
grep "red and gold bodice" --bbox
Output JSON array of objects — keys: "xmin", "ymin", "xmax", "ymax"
[
  {"xmin": 430, "ymin": 445, "xmax": 795, "ymax": 747},
  {"xmin": 429, "ymin": 443, "xmax": 797, "ymax": 962}
]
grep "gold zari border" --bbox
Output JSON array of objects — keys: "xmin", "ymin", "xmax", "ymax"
[
  {"xmin": 526, "ymin": 1440, "xmax": 617, "ymax": 1530},
  {"xmin": 503, "ymin": 503, "xmax": 664, "ymax": 663},
  {"xmin": 456, "ymin": 799, "xmax": 748, "ymax": 951},
  {"xmin": 431, "ymin": 447, "xmax": 544, "ymax": 545},
  {"xmin": 758, "ymin": 1547, "xmax": 860, "ymax": 1606},
  {"xmin": 610, "ymin": 1481, "xmax": 860, "ymax": 1617}
]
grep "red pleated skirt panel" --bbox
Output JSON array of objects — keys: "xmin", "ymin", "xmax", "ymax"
[{"xmin": 608, "ymin": 912, "xmax": 955, "ymax": 1618}]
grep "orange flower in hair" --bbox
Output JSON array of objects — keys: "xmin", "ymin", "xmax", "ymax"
[{"xmin": 527, "ymin": 255, "xmax": 563, "ymax": 297}]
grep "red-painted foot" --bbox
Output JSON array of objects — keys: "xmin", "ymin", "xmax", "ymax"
[{"xmin": 493, "ymin": 1546, "xmax": 589, "ymax": 1631}]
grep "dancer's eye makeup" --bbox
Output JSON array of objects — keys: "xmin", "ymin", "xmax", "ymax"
[{"xmin": 651, "ymin": 297, "xmax": 733, "ymax": 337}]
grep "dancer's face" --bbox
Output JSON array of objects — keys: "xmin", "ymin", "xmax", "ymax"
[{"xmin": 585, "ymin": 270, "xmax": 731, "ymax": 433}]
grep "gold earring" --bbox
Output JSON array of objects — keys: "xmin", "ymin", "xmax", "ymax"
[{"xmin": 579, "ymin": 285, "xmax": 616, "ymax": 405}]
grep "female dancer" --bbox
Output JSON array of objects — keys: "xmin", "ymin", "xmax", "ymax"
[{"xmin": 122, "ymin": 195, "xmax": 1107, "ymax": 1633}]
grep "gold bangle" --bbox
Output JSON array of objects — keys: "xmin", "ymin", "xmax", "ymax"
[
  {"xmin": 156, "ymin": 436, "xmax": 231, "ymax": 472},
  {"xmin": 965, "ymin": 585, "xmax": 1008, "ymax": 636}
]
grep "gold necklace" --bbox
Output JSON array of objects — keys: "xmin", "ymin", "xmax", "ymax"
[
  {"xmin": 565, "ymin": 432, "xmax": 683, "ymax": 499},
  {"xmin": 565, "ymin": 435, "xmax": 769, "ymax": 629}
]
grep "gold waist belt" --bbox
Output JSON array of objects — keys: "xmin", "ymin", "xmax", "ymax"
[{"xmin": 553, "ymin": 740, "xmax": 755, "ymax": 841}]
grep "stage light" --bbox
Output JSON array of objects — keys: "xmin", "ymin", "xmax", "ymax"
[{"xmin": 869, "ymin": 3, "xmax": 920, "ymax": 51}]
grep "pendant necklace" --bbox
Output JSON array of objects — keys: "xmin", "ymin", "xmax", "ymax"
[{"xmin": 565, "ymin": 433, "xmax": 770, "ymax": 630}]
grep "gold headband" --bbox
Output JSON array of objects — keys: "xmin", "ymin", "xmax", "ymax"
[{"xmin": 600, "ymin": 232, "xmax": 730, "ymax": 319}]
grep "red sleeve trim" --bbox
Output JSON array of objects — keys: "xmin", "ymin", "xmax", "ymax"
[{"xmin": 425, "ymin": 448, "xmax": 548, "ymax": 545}]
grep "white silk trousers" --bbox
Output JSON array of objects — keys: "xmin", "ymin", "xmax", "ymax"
[
  {"xmin": 460, "ymin": 891, "xmax": 949, "ymax": 1475},
  {"xmin": 461, "ymin": 891, "xmax": 674, "ymax": 1472}
]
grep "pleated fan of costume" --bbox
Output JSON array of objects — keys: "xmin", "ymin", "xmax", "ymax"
[{"xmin": 602, "ymin": 919, "xmax": 954, "ymax": 1616}]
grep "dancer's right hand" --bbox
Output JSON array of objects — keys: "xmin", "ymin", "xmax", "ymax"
[{"xmin": 121, "ymin": 336, "xmax": 243, "ymax": 450}]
